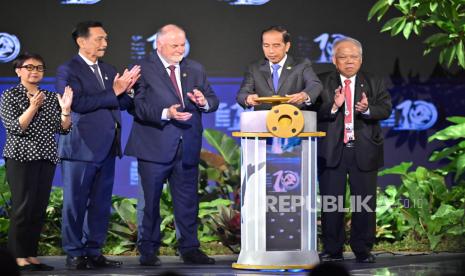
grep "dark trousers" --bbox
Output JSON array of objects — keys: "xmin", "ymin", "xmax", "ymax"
[
  {"xmin": 6, "ymin": 159, "xmax": 55, "ymax": 258},
  {"xmin": 137, "ymin": 142, "xmax": 200, "ymax": 257},
  {"xmin": 318, "ymin": 147, "xmax": 377, "ymax": 258},
  {"xmin": 61, "ymin": 154, "xmax": 115, "ymax": 257}
]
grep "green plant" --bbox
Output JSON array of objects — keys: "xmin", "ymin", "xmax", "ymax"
[
  {"xmin": 38, "ymin": 187, "xmax": 64, "ymax": 255},
  {"xmin": 107, "ymin": 184, "xmax": 232, "ymax": 254},
  {"xmin": 429, "ymin": 116, "xmax": 465, "ymax": 182},
  {"xmin": 376, "ymin": 185, "xmax": 410, "ymax": 241},
  {"xmin": 0, "ymin": 165, "xmax": 10, "ymax": 244},
  {"xmin": 368, "ymin": 0, "xmax": 465, "ymax": 68},
  {"xmin": 199, "ymin": 129, "xmax": 241, "ymax": 205},
  {"xmin": 205, "ymin": 205, "xmax": 241, "ymax": 253},
  {"xmin": 106, "ymin": 196, "xmax": 138, "ymax": 255},
  {"xmin": 379, "ymin": 162, "xmax": 465, "ymax": 250}
]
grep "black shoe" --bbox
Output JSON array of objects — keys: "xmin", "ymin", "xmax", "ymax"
[
  {"xmin": 319, "ymin": 251, "xmax": 344, "ymax": 262},
  {"xmin": 355, "ymin": 253, "xmax": 376, "ymax": 263},
  {"xmin": 181, "ymin": 249, "xmax": 215, "ymax": 264},
  {"xmin": 32, "ymin": 263, "xmax": 55, "ymax": 271},
  {"xmin": 139, "ymin": 255, "xmax": 161, "ymax": 266},
  {"xmin": 89, "ymin": 255, "xmax": 122, "ymax": 268},
  {"xmin": 18, "ymin": 264, "xmax": 35, "ymax": 271},
  {"xmin": 66, "ymin": 256, "xmax": 94, "ymax": 270}
]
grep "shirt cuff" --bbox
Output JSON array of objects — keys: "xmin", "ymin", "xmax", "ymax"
[
  {"xmin": 362, "ymin": 108, "xmax": 370, "ymax": 116},
  {"xmin": 162, "ymin": 108, "xmax": 170, "ymax": 121},
  {"xmin": 127, "ymin": 88, "xmax": 135, "ymax": 98},
  {"xmin": 304, "ymin": 95, "xmax": 312, "ymax": 106},
  {"xmin": 200, "ymin": 101, "xmax": 210, "ymax": 111}
]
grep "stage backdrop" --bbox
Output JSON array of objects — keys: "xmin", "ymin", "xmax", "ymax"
[{"xmin": 1, "ymin": 0, "xmax": 463, "ymax": 197}]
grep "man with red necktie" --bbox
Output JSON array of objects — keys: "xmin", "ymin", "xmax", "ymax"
[
  {"xmin": 316, "ymin": 37, "xmax": 392, "ymax": 263},
  {"xmin": 125, "ymin": 24, "xmax": 218, "ymax": 266}
]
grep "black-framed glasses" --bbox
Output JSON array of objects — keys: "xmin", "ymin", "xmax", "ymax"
[{"xmin": 19, "ymin": 64, "xmax": 46, "ymax": 72}]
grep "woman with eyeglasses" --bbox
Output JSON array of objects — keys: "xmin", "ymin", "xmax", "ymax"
[{"xmin": 0, "ymin": 53, "xmax": 73, "ymax": 271}]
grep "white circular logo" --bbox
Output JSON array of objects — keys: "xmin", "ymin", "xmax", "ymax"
[{"xmin": 0, "ymin": 32, "xmax": 21, "ymax": 63}]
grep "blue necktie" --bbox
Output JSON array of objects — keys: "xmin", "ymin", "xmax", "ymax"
[{"xmin": 272, "ymin": 64, "xmax": 281, "ymax": 93}]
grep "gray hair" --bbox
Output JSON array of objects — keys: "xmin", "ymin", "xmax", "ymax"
[
  {"xmin": 332, "ymin": 37, "xmax": 363, "ymax": 57},
  {"xmin": 157, "ymin": 24, "xmax": 185, "ymax": 44}
]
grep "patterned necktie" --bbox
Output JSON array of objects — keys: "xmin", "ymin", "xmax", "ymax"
[
  {"xmin": 272, "ymin": 63, "xmax": 281, "ymax": 93},
  {"xmin": 90, "ymin": 64, "xmax": 105, "ymax": 89},
  {"xmin": 344, "ymin": 79, "xmax": 353, "ymax": 144},
  {"xmin": 168, "ymin": 65, "xmax": 184, "ymax": 107}
]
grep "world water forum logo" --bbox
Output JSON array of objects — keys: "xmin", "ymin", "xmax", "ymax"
[{"xmin": 0, "ymin": 33, "xmax": 20, "ymax": 63}]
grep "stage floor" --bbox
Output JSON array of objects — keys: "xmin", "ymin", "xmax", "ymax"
[{"xmin": 21, "ymin": 252, "xmax": 465, "ymax": 275}]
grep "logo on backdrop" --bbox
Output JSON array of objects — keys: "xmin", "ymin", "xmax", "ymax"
[
  {"xmin": 214, "ymin": 102, "xmax": 244, "ymax": 130},
  {"xmin": 313, "ymin": 33, "xmax": 346, "ymax": 63},
  {"xmin": 130, "ymin": 33, "xmax": 190, "ymax": 61},
  {"xmin": 61, "ymin": 0, "xmax": 101, "ymax": 4},
  {"xmin": 0, "ymin": 33, "xmax": 20, "ymax": 63},
  {"xmin": 220, "ymin": 0, "xmax": 271, "ymax": 5},
  {"xmin": 381, "ymin": 100, "xmax": 438, "ymax": 130}
]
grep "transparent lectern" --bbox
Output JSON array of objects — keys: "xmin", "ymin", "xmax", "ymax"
[{"xmin": 232, "ymin": 97, "xmax": 325, "ymax": 270}]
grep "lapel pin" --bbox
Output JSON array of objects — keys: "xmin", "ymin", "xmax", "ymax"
[
  {"xmin": 104, "ymin": 75, "xmax": 108, "ymax": 80},
  {"xmin": 286, "ymin": 66, "xmax": 292, "ymax": 70},
  {"xmin": 182, "ymin": 73, "xmax": 187, "ymax": 77}
]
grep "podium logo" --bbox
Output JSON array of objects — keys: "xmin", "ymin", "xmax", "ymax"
[
  {"xmin": 0, "ymin": 33, "xmax": 20, "ymax": 63},
  {"xmin": 61, "ymin": 0, "xmax": 101, "ymax": 4}
]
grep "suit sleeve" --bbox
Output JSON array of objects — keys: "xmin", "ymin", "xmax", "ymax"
[
  {"xmin": 131, "ymin": 74, "xmax": 165, "ymax": 127},
  {"xmin": 301, "ymin": 60, "xmax": 323, "ymax": 103},
  {"xmin": 363, "ymin": 78, "xmax": 392, "ymax": 121},
  {"xmin": 236, "ymin": 65, "xmax": 255, "ymax": 109},
  {"xmin": 56, "ymin": 64, "xmax": 120, "ymax": 114},
  {"xmin": 199, "ymin": 66, "xmax": 219, "ymax": 113}
]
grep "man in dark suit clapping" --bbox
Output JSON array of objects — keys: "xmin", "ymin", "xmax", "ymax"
[
  {"xmin": 317, "ymin": 37, "xmax": 392, "ymax": 263},
  {"xmin": 125, "ymin": 24, "xmax": 219, "ymax": 266},
  {"xmin": 56, "ymin": 21, "xmax": 140, "ymax": 270}
]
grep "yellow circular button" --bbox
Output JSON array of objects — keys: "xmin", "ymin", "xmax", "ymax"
[{"xmin": 266, "ymin": 104, "xmax": 304, "ymax": 138}]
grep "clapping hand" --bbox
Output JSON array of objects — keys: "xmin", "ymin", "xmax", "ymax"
[
  {"xmin": 355, "ymin": 92, "xmax": 368, "ymax": 113},
  {"xmin": 187, "ymin": 88, "xmax": 207, "ymax": 107},
  {"xmin": 167, "ymin": 104, "xmax": 192, "ymax": 121},
  {"xmin": 29, "ymin": 91, "xmax": 46, "ymax": 110},
  {"xmin": 113, "ymin": 65, "xmax": 141, "ymax": 96},
  {"xmin": 126, "ymin": 65, "xmax": 141, "ymax": 92},
  {"xmin": 57, "ymin": 86, "xmax": 73, "ymax": 113},
  {"xmin": 333, "ymin": 86, "xmax": 345, "ymax": 110}
]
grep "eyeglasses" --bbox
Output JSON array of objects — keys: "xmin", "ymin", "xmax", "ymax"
[{"xmin": 19, "ymin": 64, "xmax": 46, "ymax": 72}]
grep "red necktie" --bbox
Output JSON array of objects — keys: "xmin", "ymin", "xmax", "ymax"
[
  {"xmin": 343, "ymin": 79, "xmax": 353, "ymax": 144},
  {"xmin": 168, "ymin": 65, "xmax": 184, "ymax": 107}
]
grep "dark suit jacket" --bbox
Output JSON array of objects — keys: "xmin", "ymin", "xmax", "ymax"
[
  {"xmin": 236, "ymin": 55, "xmax": 322, "ymax": 110},
  {"xmin": 56, "ymin": 55, "xmax": 133, "ymax": 163},
  {"xmin": 316, "ymin": 71, "xmax": 392, "ymax": 171},
  {"xmin": 124, "ymin": 54, "xmax": 219, "ymax": 166}
]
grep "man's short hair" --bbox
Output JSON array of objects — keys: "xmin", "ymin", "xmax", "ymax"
[
  {"xmin": 332, "ymin": 37, "xmax": 363, "ymax": 57},
  {"xmin": 71, "ymin": 21, "xmax": 104, "ymax": 47},
  {"xmin": 261, "ymin": 25, "xmax": 291, "ymax": 44}
]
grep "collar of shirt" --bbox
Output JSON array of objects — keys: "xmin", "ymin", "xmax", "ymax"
[
  {"xmin": 79, "ymin": 52, "xmax": 99, "ymax": 67},
  {"xmin": 78, "ymin": 52, "xmax": 104, "ymax": 80},
  {"xmin": 339, "ymin": 74, "xmax": 356, "ymax": 99},
  {"xmin": 269, "ymin": 54, "xmax": 287, "ymax": 77},
  {"xmin": 157, "ymin": 51, "xmax": 183, "ymax": 98}
]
